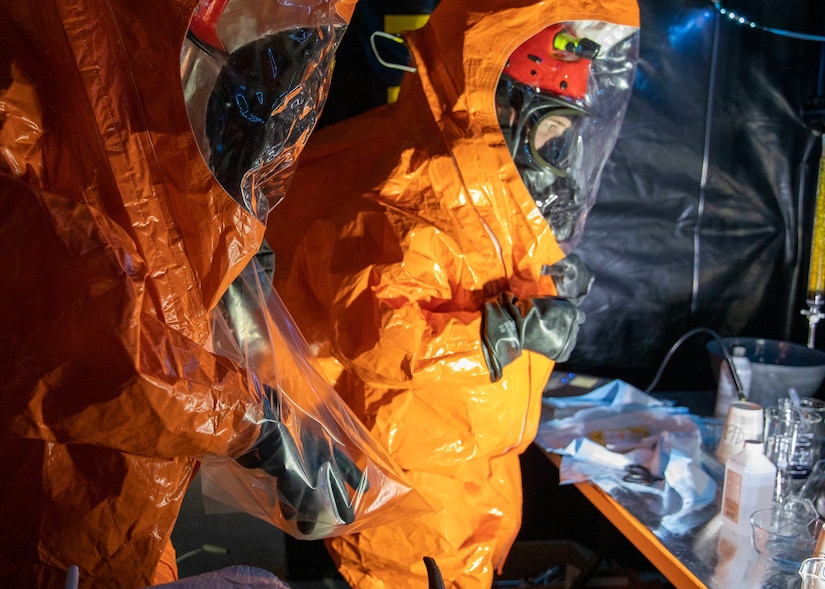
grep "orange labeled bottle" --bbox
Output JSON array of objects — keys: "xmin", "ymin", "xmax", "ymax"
[{"xmin": 721, "ymin": 439, "xmax": 776, "ymax": 535}]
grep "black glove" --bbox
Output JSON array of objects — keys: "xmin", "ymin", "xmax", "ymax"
[
  {"xmin": 481, "ymin": 292, "xmax": 584, "ymax": 381},
  {"xmin": 541, "ymin": 253, "xmax": 593, "ymax": 305},
  {"xmin": 424, "ymin": 557, "xmax": 446, "ymax": 589},
  {"xmin": 236, "ymin": 389, "xmax": 367, "ymax": 536},
  {"xmin": 481, "ymin": 255, "xmax": 591, "ymax": 382}
]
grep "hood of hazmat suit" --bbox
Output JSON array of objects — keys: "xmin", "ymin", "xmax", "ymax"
[
  {"xmin": 0, "ymin": 0, "xmax": 430, "ymax": 586},
  {"xmin": 264, "ymin": 0, "xmax": 639, "ymax": 587}
]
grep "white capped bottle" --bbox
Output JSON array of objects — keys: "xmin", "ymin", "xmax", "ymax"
[
  {"xmin": 721, "ymin": 439, "xmax": 776, "ymax": 535},
  {"xmin": 714, "ymin": 345, "xmax": 753, "ymax": 419}
]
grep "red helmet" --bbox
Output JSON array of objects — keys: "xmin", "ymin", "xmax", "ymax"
[
  {"xmin": 189, "ymin": 0, "xmax": 230, "ymax": 54},
  {"xmin": 503, "ymin": 24, "xmax": 600, "ymax": 100}
]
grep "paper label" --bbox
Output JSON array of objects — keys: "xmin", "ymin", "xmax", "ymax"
[
  {"xmin": 589, "ymin": 426, "xmax": 649, "ymax": 449},
  {"xmin": 723, "ymin": 470, "xmax": 742, "ymax": 523}
]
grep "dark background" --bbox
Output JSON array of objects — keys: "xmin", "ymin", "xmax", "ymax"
[{"xmin": 564, "ymin": 0, "xmax": 825, "ymax": 393}]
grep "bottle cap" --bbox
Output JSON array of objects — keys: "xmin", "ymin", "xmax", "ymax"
[{"xmin": 743, "ymin": 439, "xmax": 764, "ymax": 453}]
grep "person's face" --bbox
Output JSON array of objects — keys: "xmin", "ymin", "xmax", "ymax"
[{"xmin": 532, "ymin": 115, "xmax": 572, "ymax": 151}]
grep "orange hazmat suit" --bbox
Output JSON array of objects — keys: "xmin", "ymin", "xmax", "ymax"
[
  {"xmin": 0, "ymin": 0, "xmax": 366, "ymax": 587},
  {"xmin": 265, "ymin": 0, "xmax": 639, "ymax": 587}
]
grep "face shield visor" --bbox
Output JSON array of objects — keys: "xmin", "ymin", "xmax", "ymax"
[
  {"xmin": 181, "ymin": 0, "xmax": 349, "ymax": 222},
  {"xmin": 497, "ymin": 22, "xmax": 639, "ymax": 253}
]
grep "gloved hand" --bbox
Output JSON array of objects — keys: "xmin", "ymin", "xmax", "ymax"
[
  {"xmin": 481, "ymin": 255, "xmax": 592, "ymax": 382},
  {"xmin": 481, "ymin": 292, "xmax": 584, "ymax": 381},
  {"xmin": 541, "ymin": 253, "xmax": 593, "ymax": 304},
  {"xmin": 236, "ymin": 388, "xmax": 367, "ymax": 536}
]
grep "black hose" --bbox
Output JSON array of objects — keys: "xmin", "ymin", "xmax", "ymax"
[{"xmin": 644, "ymin": 327, "xmax": 746, "ymax": 400}]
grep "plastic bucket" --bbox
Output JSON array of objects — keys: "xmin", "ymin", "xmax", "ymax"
[{"xmin": 706, "ymin": 338, "xmax": 825, "ymax": 409}]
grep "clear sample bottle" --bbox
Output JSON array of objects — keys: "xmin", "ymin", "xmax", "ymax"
[
  {"xmin": 714, "ymin": 345, "xmax": 753, "ymax": 419},
  {"xmin": 721, "ymin": 439, "xmax": 776, "ymax": 535}
]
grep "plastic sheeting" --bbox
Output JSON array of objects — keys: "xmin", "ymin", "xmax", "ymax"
[
  {"xmin": 565, "ymin": 0, "xmax": 825, "ymax": 389},
  {"xmin": 200, "ymin": 258, "xmax": 429, "ymax": 539}
]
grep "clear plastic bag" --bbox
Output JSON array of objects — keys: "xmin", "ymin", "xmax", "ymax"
[
  {"xmin": 179, "ymin": 0, "xmax": 427, "ymax": 540},
  {"xmin": 200, "ymin": 257, "xmax": 430, "ymax": 539}
]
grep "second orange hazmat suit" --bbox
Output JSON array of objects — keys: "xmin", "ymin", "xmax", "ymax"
[
  {"xmin": 266, "ymin": 0, "xmax": 639, "ymax": 586},
  {"xmin": 0, "ymin": 0, "xmax": 432, "ymax": 586}
]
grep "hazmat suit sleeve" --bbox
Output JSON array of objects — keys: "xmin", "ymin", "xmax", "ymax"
[
  {"xmin": 0, "ymin": 19, "xmax": 263, "ymax": 456},
  {"xmin": 340, "ymin": 259, "xmax": 588, "ymax": 387},
  {"xmin": 0, "ymin": 4, "xmax": 263, "ymax": 458},
  {"xmin": 0, "ymin": 173, "xmax": 263, "ymax": 459},
  {"xmin": 0, "ymin": 1, "xmax": 428, "ymax": 585}
]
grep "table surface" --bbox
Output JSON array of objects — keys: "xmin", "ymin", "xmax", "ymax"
[{"xmin": 536, "ymin": 393, "xmax": 809, "ymax": 589}]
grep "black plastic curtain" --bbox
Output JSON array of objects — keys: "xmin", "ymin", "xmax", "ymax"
[{"xmin": 566, "ymin": 0, "xmax": 825, "ymax": 389}]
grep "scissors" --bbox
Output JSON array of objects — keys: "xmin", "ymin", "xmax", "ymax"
[{"xmin": 622, "ymin": 464, "xmax": 663, "ymax": 486}]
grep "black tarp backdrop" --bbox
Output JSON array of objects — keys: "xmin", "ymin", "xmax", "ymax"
[
  {"xmin": 315, "ymin": 0, "xmax": 825, "ymax": 392},
  {"xmin": 564, "ymin": 0, "xmax": 825, "ymax": 392}
]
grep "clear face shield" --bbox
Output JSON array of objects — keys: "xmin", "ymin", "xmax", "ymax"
[
  {"xmin": 497, "ymin": 22, "xmax": 640, "ymax": 253},
  {"xmin": 181, "ymin": 0, "xmax": 349, "ymax": 222}
]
